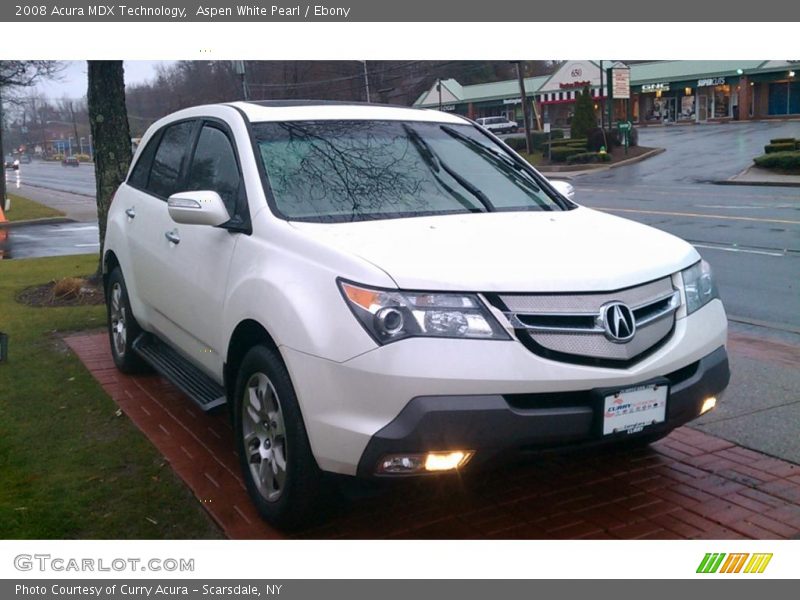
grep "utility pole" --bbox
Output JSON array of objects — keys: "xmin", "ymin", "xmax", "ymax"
[
  {"xmin": 361, "ymin": 61, "xmax": 371, "ymax": 103},
  {"xmin": 599, "ymin": 60, "xmax": 605, "ymax": 130},
  {"xmin": 437, "ymin": 78, "xmax": 442, "ymax": 111},
  {"xmin": 512, "ymin": 61, "xmax": 532, "ymax": 154},
  {"xmin": 232, "ymin": 61, "xmax": 249, "ymax": 101}
]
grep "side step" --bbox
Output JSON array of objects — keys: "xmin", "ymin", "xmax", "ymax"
[{"xmin": 132, "ymin": 333, "xmax": 227, "ymax": 411}]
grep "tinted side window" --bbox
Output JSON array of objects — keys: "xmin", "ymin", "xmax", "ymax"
[
  {"xmin": 128, "ymin": 134, "xmax": 159, "ymax": 189},
  {"xmin": 148, "ymin": 121, "xmax": 194, "ymax": 199},
  {"xmin": 186, "ymin": 125, "xmax": 241, "ymax": 215}
]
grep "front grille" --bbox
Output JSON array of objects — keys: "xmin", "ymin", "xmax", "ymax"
[{"xmin": 489, "ymin": 276, "xmax": 679, "ymax": 367}]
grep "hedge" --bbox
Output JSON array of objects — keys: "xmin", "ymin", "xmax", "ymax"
[
  {"xmin": 753, "ymin": 151, "xmax": 800, "ymax": 171},
  {"xmin": 504, "ymin": 130, "xmax": 564, "ymax": 152},
  {"xmin": 765, "ymin": 142, "xmax": 796, "ymax": 154},
  {"xmin": 567, "ymin": 152, "xmax": 612, "ymax": 164},
  {"xmin": 769, "ymin": 137, "xmax": 796, "ymax": 144},
  {"xmin": 550, "ymin": 147, "xmax": 585, "ymax": 162}
]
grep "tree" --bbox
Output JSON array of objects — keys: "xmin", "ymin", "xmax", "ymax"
[
  {"xmin": 0, "ymin": 61, "xmax": 61, "ymax": 206},
  {"xmin": 87, "ymin": 61, "xmax": 132, "ymax": 279},
  {"xmin": 570, "ymin": 86, "xmax": 597, "ymax": 141}
]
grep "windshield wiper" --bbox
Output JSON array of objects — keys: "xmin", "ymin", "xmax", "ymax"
[
  {"xmin": 440, "ymin": 125, "xmax": 542, "ymax": 191},
  {"xmin": 403, "ymin": 124, "xmax": 494, "ymax": 213}
]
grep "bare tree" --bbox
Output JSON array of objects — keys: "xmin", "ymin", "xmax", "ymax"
[
  {"xmin": 0, "ymin": 61, "xmax": 61, "ymax": 206},
  {"xmin": 87, "ymin": 61, "xmax": 131, "ymax": 279}
]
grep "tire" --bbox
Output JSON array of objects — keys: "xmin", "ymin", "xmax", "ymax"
[
  {"xmin": 234, "ymin": 345, "xmax": 323, "ymax": 529},
  {"xmin": 106, "ymin": 267, "xmax": 148, "ymax": 374}
]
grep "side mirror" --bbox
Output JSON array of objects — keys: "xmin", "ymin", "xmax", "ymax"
[
  {"xmin": 167, "ymin": 191, "xmax": 230, "ymax": 226},
  {"xmin": 549, "ymin": 179, "xmax": 575, "ymax": 201}
]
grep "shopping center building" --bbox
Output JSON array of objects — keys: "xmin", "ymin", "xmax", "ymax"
[{"xmin": 413, "ymin": 60, "xmax": 800, "ymax": 128}]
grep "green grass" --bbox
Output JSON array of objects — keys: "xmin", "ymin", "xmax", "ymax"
[
  {"xmin": 519, "ymin": 153, "xmax": 544, "ymax": 166},
  {"xmin": 4, "ymin": 193, "xmax": 64, "ymax": 222},
  {"xmin": 0, "ymin": 254, "xmax": 223, "ymax": 538}
]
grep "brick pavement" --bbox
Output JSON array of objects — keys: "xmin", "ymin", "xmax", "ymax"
[{"xmin": 65, "ymin": 333, "xmax": 800, "ymax": 540}]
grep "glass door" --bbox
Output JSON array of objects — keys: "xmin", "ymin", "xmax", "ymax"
[{"xmin": 697, "ymin": 94, "xmax": 709, "ymax": 121}]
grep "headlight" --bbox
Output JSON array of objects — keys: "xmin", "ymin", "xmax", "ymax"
[
  {"xmin": 681, "ymin": 259, "xmax": 719, "ymax": 315},
  {"xmin": 339, "ymin": 280, "xmax": 510, "ymax": 344}
]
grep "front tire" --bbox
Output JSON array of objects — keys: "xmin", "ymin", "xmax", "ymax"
[
  {"xmin": 234, "ymin": 345, "xmax": 323, "ymax": 529},
  {"xmin": 106, "ymin": 267, "xmax": 148, "ymax": 374}
]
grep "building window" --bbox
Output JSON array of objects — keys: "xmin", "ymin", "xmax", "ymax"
[{"xmin": 713, "ymin": 85, "xmax": 731, "ymax": 118}]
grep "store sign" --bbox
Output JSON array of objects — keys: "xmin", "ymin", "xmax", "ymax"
[
  {"xmin": 559, "ymin": 80, "xmax": 591, "ymax": 90},
  {"xmin": 503, "ymin": 98, "xmax": 521, "ymax": 105},
  {"xmin": 612, "ymin": 68, "xmax": 631, "ymax": 99},
  {"xmin": 698, "ymin": 77, "xmax": 726, "ymax": 87},
  {"xmin": 642, "ymin": 83, "xmax": 671, "ymax": 93},
  {"xmin": 439, "ymin": 104, "xmax": 456, "ymax": 112}
]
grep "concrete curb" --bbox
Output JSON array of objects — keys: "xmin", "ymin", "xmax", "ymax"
[
  {"xmin": 0, "ymin": 217, "xmax": 75, "ymax": 229},
  {"xmin": 538, "ymin": 147, "xmax": 666, "ymax": 180},
  {"xmin": 713, "ymin": 164, "xmax": 800, "ymax": 188}
]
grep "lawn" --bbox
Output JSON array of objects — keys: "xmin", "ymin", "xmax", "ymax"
[
  {"xmin": 0, "ymin": 254, "xmax": 223, "ymax": 538},
  {"xmin": 3, "ymin": 193, "xmax": 64, "ymax": 222}
]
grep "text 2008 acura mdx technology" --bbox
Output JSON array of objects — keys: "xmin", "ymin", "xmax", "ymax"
[{"xmin": 103, "ymin": 101, "xmax": 729, "ymax": 527}]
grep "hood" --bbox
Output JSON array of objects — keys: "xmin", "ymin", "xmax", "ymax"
[{"xmin": 289, "ymin": 207, "xmax": 700, "ymax": 292}]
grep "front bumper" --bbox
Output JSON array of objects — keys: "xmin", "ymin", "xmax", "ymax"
[
  {"xmin": 356, "ymin": 345, "xmax": 729, "ymax": 477},
  {"xmin": 282, "ymin": 299, "xmax": 728, "ymax": 476}
]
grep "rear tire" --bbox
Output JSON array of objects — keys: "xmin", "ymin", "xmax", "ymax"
[
  {"xmin": 234, "ymin": 345, "xmax": 323, "ymax": 530},
  {"xmin": 106, "ymin": 267, "xmax": 148, "ymax": 374}
]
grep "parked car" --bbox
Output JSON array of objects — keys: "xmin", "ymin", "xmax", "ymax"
[
  {"xmin": 4, "ymin": 155, "xmax": 19, "ymax": 170},
  {"xmin": 104, "ymin": 101, "xmax": 729, "ymax": 528},
  {"xmin": 62, "ymin": 156, "xmax": 80, "ymax": 167},
  {"xmin": 476, "ymin": 116, "xmax": 518, "ymax": 134},
  {"xmin": 18, "ymin": 154, "xmax": 32, "ymax": 164}
]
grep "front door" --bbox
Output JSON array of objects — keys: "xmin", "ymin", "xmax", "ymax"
[{"xmin": 697, "ymin": 94, "xmax": 709, "ymax": 121}]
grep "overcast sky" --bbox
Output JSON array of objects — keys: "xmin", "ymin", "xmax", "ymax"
[{"xmin": 35, "ymin": 61, "xmax": 174, "ymax": 100}]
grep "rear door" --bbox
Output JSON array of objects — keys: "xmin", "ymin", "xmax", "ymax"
[{"xmin": 124, "ymin": 119, "xmax": 197, "ymax": 339}]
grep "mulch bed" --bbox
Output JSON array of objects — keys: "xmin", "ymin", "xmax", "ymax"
[{"xmin": 16, "ymin": 278, "xmax": 105, "ymax": 307}]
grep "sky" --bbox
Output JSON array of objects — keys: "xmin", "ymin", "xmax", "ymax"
[{"xmin": 35, "ymin": 60, "xmax": 175, "ymax": 101}]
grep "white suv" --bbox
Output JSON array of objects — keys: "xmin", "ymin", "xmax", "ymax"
[
  {"xmin": 104, "ymin": 101, "xmax": 729, "ymax": 528},
  {"xmin": 476, "ymin": 116, "xmax": 518, "ymax": 134}
]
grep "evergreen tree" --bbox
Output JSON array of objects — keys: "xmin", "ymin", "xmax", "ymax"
[{"xmin": 570, "ymin": 86, "xmax": 596, "ymax": 140}]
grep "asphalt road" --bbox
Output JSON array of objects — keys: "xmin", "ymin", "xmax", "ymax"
[
  {"xmin": 10, "ymin": 159, "xmax": 96, "ymax": 196},
  {"xmin": 3, "ymin": 222, "xmax": 99, "ymax": 259},
  {"xmin": 573, "ymin": 122, "xmax": 800, "ymax": 336}
]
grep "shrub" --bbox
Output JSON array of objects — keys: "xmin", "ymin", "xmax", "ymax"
[
  {"xmin": 567, "ymin": 152, "xmax": 613, "ymax": 165},
  {"xmin": 549, "ymin": 137, "xmax": 587, "ymax": 147},
  {"xmin": 769, "ymin": 137, "xmax": 796, "ymax": 144},
  {"xmin": 504, "ymin": 130, "xmax": 564, "ymax": 153},
  {"xmin": 51, "ymin": 277, "xmax": 87, "ymax": 300},
  {"xmin": 550, "ymin": 147, "xmax": 585, "ymax": 163},
  {"xmin": 74, "ymin": 153, "xmax": 91, "ymax": 162},
  {"xmin": 587, "ymin": 128, "xmax": 618, "ymax": 152},
  {"xmin": 51, "ymin": 153, "xmax": 64, "ymax": 161},
  {"xmin": 753, "ymin": 151, "xmax": 800, "ymax": 171},
  {"xmin": 765, "ymin": 142, "xmax": 796, "ymax": 154}
]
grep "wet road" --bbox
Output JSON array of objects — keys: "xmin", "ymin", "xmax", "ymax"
[
  {"xmin": 574, "ymin": 122, "xmax": 800, "ymax": 336},
  {"xmin": 10, "ymin": 159, "xmax": 96, "ymax": 196},
  {"xmin": 3, "ymin": 222, "xmax": 99, "ymax": 259}
]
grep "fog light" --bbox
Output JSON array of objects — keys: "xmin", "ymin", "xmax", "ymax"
[
  {"xmin": 377, "ymin": 451, "xmax": 473, "ymax": 474},
  {"xmin": 701, "ymin": 397, "xmax": 717, "ymax": 414}
]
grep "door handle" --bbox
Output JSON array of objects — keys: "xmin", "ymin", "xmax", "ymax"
[
  {"xmin": 125, "ymin": 207, "xmax": 136, "ymax": 219},
  {"xmin": 164, "ymin": 229, "xmax": 180, "ymax": 245}
]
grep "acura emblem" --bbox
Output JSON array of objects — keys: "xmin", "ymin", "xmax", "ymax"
[{"xmin": 601, "ymin": 302, "xmax": 636, "ymax": 343}]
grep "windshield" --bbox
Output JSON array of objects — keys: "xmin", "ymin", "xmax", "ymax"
[{"xmin": 253, "ymin": 120, "xmax": 565, "ymax": 223}]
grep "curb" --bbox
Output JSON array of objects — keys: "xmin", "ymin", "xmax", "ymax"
[
  {"xmin": 538, "ymin": 147, "xmax": 666, "ymax": 179},
  {"xmin": 713, "ymin": 164, "xmax": 800, "ymax": 188},
  {"xmin": 0, "ymin": 217, "xmax": 75, "ymax": 229}
]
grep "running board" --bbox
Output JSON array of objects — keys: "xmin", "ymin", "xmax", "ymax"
[{"xmin": 132, "ymin": 333, "xmax": 227, "ymax": 411}]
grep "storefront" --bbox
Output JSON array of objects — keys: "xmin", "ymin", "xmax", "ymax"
[{"xmin": 413, "ymin": 61, "xmax": 800, "ymax": 127}]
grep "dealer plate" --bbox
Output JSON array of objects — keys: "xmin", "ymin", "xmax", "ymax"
[{"xmin": 603, "ymin": 384, "xmax": 667, "ymax": 436}]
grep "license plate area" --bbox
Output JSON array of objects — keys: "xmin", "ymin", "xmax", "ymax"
[{"xmin": 602, "ymin": 383, "xmax": 668, "ymax": 436}]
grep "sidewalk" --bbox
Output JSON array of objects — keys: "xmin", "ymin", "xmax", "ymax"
[
  {"xmin": 66, "ymin": 332, "xmax": 800, "ymax": 540},
  {"xmin": 716, "ymin": 166, "xmax": 800, "ymax": 188},
  {"xmin": 10, "ymin": 185, "xmax": 97, "ymax": 222}
]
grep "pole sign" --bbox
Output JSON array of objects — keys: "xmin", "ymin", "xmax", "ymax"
[{"xmin": 612, "ymin": 67, "xmax": 631, "ymax": 99}]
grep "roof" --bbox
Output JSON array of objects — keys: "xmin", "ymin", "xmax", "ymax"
[{"xmin": 413, "ymin": 60, "xmax": 793, "ymax": 107}]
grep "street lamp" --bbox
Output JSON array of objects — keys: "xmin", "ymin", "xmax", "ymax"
[{"xmin": 360, "ymin": 60, "xmax": 371, "ymax": 103}]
